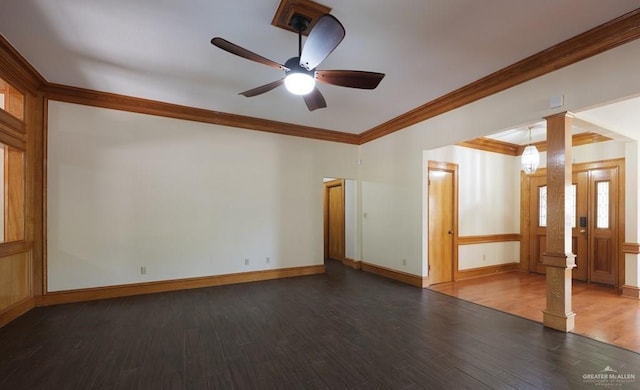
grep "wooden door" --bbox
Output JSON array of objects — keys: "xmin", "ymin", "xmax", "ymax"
[
  {"xmin": 588, "ymin": 168, "xmax": 618, "ymax": 285},
  {"xmin": 527, "ymin": 165, "xmax": 618, "ymax": 285},
  {"xmin": 324, "ymin": 180, "xmax": 345, "ymax": 261},
  {"xmin": 428, "ymin": 166, "xmax": 455, "ymax": 284}
]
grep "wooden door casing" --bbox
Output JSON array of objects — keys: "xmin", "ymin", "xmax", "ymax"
[
  {"xmin": 525, "ymin": 160, "xmax": 622, "ymax": 286},
  {"xmin": 427, "ymin": 161, "xmax": 458, "ymax": 285},
  {"xmin": 324, "ymin": 180, "xmax": 345, "ymax": 262}
]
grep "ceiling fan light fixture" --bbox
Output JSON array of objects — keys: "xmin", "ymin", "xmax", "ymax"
[{"xmin": 284, "ymin": 72, "xmax": 315, "ymax": 95}]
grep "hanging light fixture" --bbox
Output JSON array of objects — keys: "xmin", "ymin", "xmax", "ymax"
[{"xmin": 521, "ymin": 126, "xmax": 540, "ymax": 174}]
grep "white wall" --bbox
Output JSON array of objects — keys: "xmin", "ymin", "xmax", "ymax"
[
  {"xmin": 360, "ymin": 38, "xmax": 640, "ymax": 277},
  {"xmin": 425, "ymin": 145, "xmax": 521, "ymax": 270},
  {"xmin": 47, "ymin": 101, "xmax": 358, "ymax": 291}
]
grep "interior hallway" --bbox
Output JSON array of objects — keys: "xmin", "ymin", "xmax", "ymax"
[{"xmin": 429, "ymin": 271, "xmax": 640, "ymax": 353}]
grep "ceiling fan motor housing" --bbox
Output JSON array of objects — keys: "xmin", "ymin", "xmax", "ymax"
[{"xmin": 284, "ymin": 56, "xmax": 314, "ymax": 76}]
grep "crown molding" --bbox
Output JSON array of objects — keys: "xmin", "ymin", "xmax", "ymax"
[
  {"xmin": 0, "ymin": 34, "xmax": 46, "ymax": 93},
  {"xmin": 358, "ymin": 8, "xmax": 640, "ymax": 144},
  {"xmin": 3, "ymin": 8, "xmax": 640, "ymax": 145},
  {"xmin": 42, "ymin": 83, "xmax": 359, "ymax": 144},
  {"xmin": 459, "ymin": 131, "xmax": 612, "ymax": 156}
]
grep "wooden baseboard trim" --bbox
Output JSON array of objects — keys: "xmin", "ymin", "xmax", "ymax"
[
  {"xmin": 457, "ymin": 262, "xmax": 520, "ymax": 280},
  {"xmin": 622, "ymin": 243, "xmax": 640, "ymax": 255},
  {"xmin": 0, "ymin": 297, "xmax": 35, "ymax": 328},
  {"xmin": 361, "ymin": 261, "xmax": 427, "ymax": 288},
  {"xmin": 37, "ymin": 265, "xmax": 325, "ymax": 306},
  {"xmin": 342, "ymin": 257, "xmax": 361, "ymax": 270},
  {"xmin": 621, "ymin": 285, "xmax": 640, "ymax": 299}
]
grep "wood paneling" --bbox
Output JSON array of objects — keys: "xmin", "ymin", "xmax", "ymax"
[
  {"xmin": 43, "ymin": 83, "xmax": 359, "ymax": 144},
  {"xmin": 361, "ymin": 261, "xmax": 427, "ymax": 287},
  {"xmin": 0, "ymin": 35, "xmax": 43, "ymax": 327},
  {"xmin": 0, "ymin": 252, "xmax": 31, "ymax": 313},
  {"xmin": 4, "ymin": 146, "xmax": 25, "ymax": 242},
  {"xmin": 360, "ymin": 9, "xmax": 640, "ymax": 144},
  {"xmin": 37, "ymin": 264, "xmax": 325, "ymax": 306}
]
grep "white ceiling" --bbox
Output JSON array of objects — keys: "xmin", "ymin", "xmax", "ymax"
[{"xmin": 1, "ymin": 0, "xmax": 640, "ymax": 135}]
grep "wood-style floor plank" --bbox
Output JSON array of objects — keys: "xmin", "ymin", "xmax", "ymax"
[
  {"xmin": 0, "ymin": 262, "xmax": 639, "ymax": 389},
  {"xmin": 429, "ymin": 271, "xmax": 640, "ymax": 353}
]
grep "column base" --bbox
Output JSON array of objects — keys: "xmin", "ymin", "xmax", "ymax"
[{"xmin": 543, "ymin": 310, "xmax": 575, "ymax": 332}]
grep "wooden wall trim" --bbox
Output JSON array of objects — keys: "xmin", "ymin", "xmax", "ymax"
[
  {"xmin": 0, "ymin": 297, "xmax": 34, "ymax": 328},
  {"xmin": 456, "ymin": 263, "xmax": 520, "ymax": 281},
  {"xmin": 459, "ymin": 132, "xmax": 612, "ymax": 157},
  {"xmin": 621, "ymin": 285, "xmax": 640, "ymax": 299},
  {"xmin": 36, "ymin": 264, "xmax": 325, "ymax": 306},
  {"xmin": 622, "ymin": 243, "xmax": 640, "ymax": 254},
  {"xmin": 0, "ymin": 240, "xmax": 32, "ymax": 257},
  {"xmin": 458, "ymin": 234, "xmax": 521, "ymax": 245},
  {"xmin": 43, "ymin": 84, "xmax": 359, "ymax": 144},
  {"xmin": 361, "ymin": 261, "xmax": 427, "ymax": 288},
  {"xmin": 358, "ymin": 9, "xmax": 640, "ymax": 144},
  {"xmin": 456, "ymin": 138, "xmax": 519, "ymax": 156},
  {"xmin": 342, "ymin": 257, "xmax": 361, "ymax": 270},
  {"xmin": 0, "ymin": 35, "xmax": 46, "ymax": 93}
]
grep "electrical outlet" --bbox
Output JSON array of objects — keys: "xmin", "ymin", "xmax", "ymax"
[
  {"xmin": 266, "ymin": 257, "xmax": 271, "ymax": 264},
  {"xmin": 244, "ymin": 258, "xmax": 250, "ymax": 265},
  {"xmin": 402, "ymin": 259, "xmax": 407, "ymax": 266},
  {"xmin": 482, "ymin": 254, "xmax": 486, "ymax": 262},
  {"xmin": 140, "ymin": 266, "xmax": 147, "ymax": 275}
]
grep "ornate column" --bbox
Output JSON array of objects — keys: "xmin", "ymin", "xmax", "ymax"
[{"xmin": 542, "ymin": 112, "xmax": 576, "ymax": 332}]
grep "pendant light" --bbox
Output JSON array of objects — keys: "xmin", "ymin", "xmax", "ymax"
[{"xmin": 521, "ymin": 127, "xmax": 540, "ymax": 174}]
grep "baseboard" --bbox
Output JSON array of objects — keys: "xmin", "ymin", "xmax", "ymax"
[
  {"xmin": 361, "ymin": 262, "xmax": 427, "ymax": 288},
  {"xmin": 0, "ymin": 297, "xmax": 35, "ymax": 328},
  {"xmin": 37, "ymin": 264, "xmax": 325, "ymax": 306},
  {"xmin": 342, "ymin": 257, "xmax": 361, "ymax": 270},
  {"xmin": 621, "ymin": 285, "xmax": 640, "ymax": 299},
  {"xmin": 457, "ymin": 262, "xmax": 520, "ymax": 280}
]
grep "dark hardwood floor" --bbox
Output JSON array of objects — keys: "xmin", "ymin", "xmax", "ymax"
[{"xmin": 1, "ymin": 261, "xmax": 639, "ymax": 389}]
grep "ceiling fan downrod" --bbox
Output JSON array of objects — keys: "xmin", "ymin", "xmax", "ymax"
[{"xmin": 289, "ymin": 14, "xmax": 310, "ymax": 57}]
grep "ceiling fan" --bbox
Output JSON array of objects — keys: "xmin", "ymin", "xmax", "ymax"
[{"xmin": 211, "ymin": 14, "xmax": 385, "ymax": 111}]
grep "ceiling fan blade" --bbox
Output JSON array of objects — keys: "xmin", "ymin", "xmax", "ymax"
[
  {"xmin": 315, "ymin": 70, "xmax": 385, "ymax": 89},
  {"xmin": 300, "ymin": 15, "xmax": 345, "ymax": 71},
  {"xmin": 303, "ymin": 88, "xmax": 327, "ymax": 111},
  {"xmin": 239, "ymin": 79, "xmax": 284, "ymax": 97},
  {"xmin": 211, "ymin": 37, "xmax": 288, "ymax": 71}
]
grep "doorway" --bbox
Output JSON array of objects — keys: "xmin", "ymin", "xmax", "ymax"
[
  {"xmin": 527, "ymin": 159, "xmax": 622, "ymax": 286},
  {"xmin": 427, "ymin": 161, "xmax": 458, "ymax": 284}
]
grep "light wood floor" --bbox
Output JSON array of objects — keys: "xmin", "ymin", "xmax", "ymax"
[{"xmin": 429, "ymin": 271, "xmax": 640, "ymax": 353}]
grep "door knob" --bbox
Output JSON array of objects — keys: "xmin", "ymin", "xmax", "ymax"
[{"xmin": 448, "ymin": 230, "xmax": 454, "ymax": 234}]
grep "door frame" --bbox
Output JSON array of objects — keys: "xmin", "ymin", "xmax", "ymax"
[
  {"xmin": 520, "ymin": 158, "xmax": 625, "ymax": 288},
  {"xmin": 427, "ymin": 160, "xmax": 459, "ymax": 284}
]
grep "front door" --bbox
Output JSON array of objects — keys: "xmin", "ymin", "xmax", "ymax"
[{"xmin": 528, "ymin": 164, "xmax": 619, "ymax": 285}]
